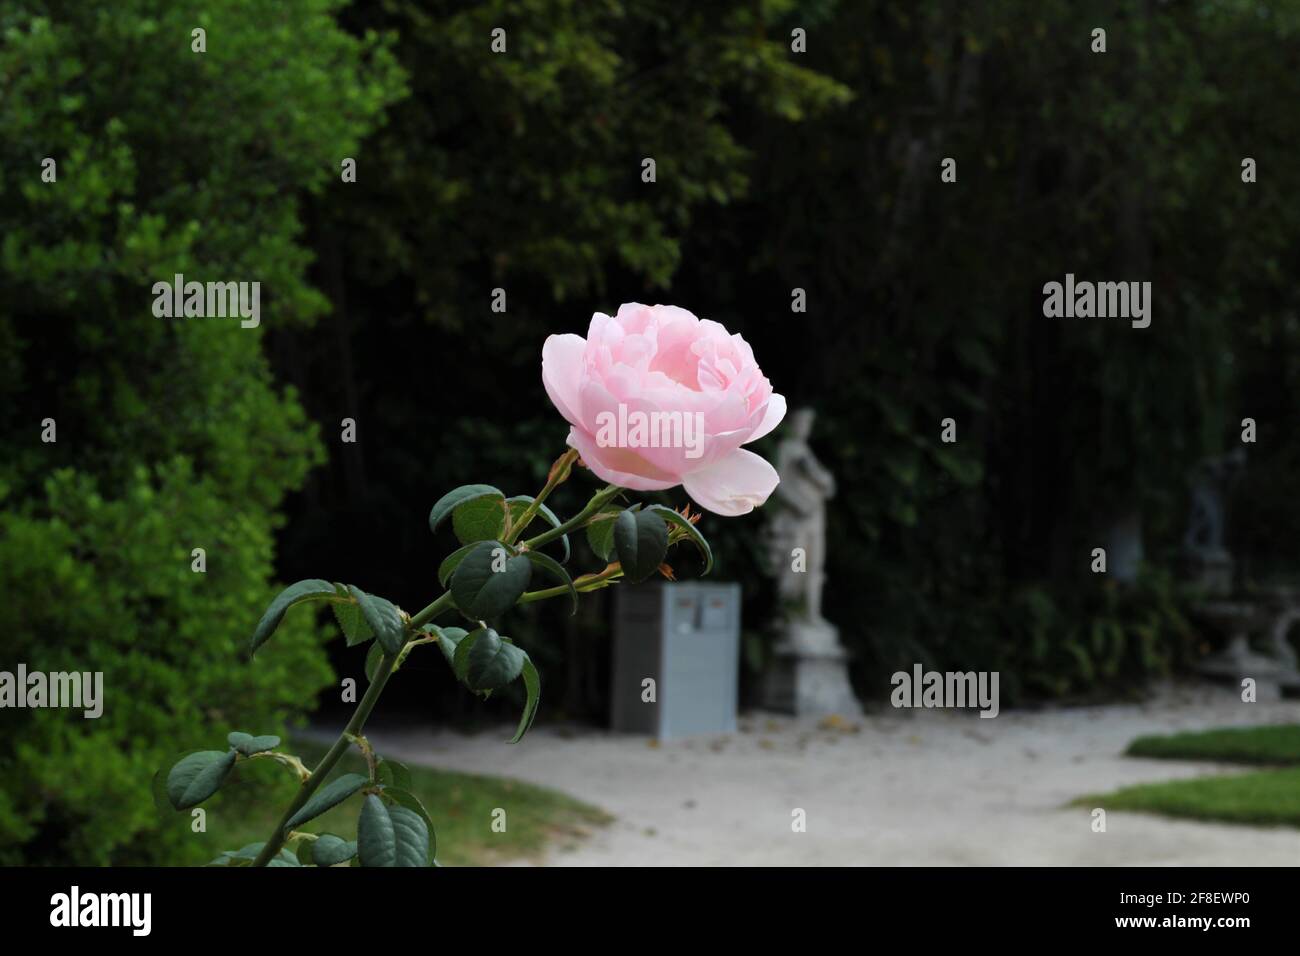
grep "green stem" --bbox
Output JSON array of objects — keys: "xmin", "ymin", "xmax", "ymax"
[
  {"xmin": 249, "ymin": 479, "xmax": 620, "ymax": 866},
  {"xmin": 251, "ymin": 650, "xmax": 398, "ymax": 866},
  {"xmin": 409, "ymin": 590, "xmax": 455, "ymax": 630},
  {"xmin": 522, "ymin": 484, "xmax": 621, "ymax": 551},
  {"xmin": 507, "ymin": 449, "xmax": 578, "ymax": 545},
  {"xmin": 519, "ymin": 566, "xmax": 623, "ymax": 605},
  {"xmin": 252, "ymin": 590, "xmax": 455, "ymax": 867}
]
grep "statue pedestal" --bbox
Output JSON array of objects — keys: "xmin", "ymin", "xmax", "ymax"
[{"xmin": 762, "ymin": 619, "xmax": 862, "ymax": 717}]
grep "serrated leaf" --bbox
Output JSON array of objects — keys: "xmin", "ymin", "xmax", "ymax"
[
  {"xmin": 438, "ymin": 543, "xmax": 478, "ymax": 588},
  {"xmin": 332, "ymin": 584, "xmax": 374, "ymax": 647},
  {"xmin": 357, "ymin": 794, "xmax": 429, "ymax": 867},
  {"xmin": 510, "ymin": 656, "xmax": 542, "ymax": 744},
  {"xmin": 506, "ymin": 496, "xmax": 570, "ymax": 562},
  {"xmin": 524, "ymin": 551, "xmax": 578, "ymax": 614},
  {"xmin": 249, "ymin": 579, "xmax": 340, "ymax": 657},
  {"xmin": 381, "ymin": 787, "xmax": 437, "ymax": 863},
  {"xmin": 449, "ymin": 541, "xmax": 531, "ymax": 619},
  {"xmin": 166, "ymin": 750, "xmax": 237, "ymax": 810},
  {"xmin": 347, "ymin": 586, "xmax": 407, "ymax": 655},
  {"xmin": 429, "ymin": 484, "xmax": 504, "ymax": 534},
  {"xmin": 377, "ymin": 758, "xmax": 413, "ymax": 792},
  {"xmin": 585, "ymin": 506, "xmax": 622, "ymax": 561},
  {"xmin": 310, "ymin": 834, "xmax": 358, "ymax": 867},
  {"xmin": 285, "ymin": 773, "xmax": 368, "ymax": 830},
  {"xmin": 645, "ymin": 505, "xmax": 714, "ymax": 575},
  {"xmin": 364, "ymin": 640, "xmax": 385, "ymax": 683},
  {"xmin": 453, "ymin": 627, "xmax": 525, "ymax": 690},
  {"xmin": 452, "ymin": 492, "xmax": 511, "ymax": 545},
  {"xmin": 433, "ymin": 625, "xmax": 468, "ymax": 670},
  {"xmin": 614, "ymin": 508, "xmax": 668, "ymax": 583},
  {"xmin": 227, "ymin": 732, "xmax": 281, "ymax": 756}
]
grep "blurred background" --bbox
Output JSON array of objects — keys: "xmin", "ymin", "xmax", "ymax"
[{"xmin": 1, "ymin": 0, "xmax": 1298, "ymax": 865}]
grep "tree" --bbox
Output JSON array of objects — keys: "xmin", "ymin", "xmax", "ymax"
[{"xmin": 0, "ymin": 0, "xmax": 405, "ymax": 863}]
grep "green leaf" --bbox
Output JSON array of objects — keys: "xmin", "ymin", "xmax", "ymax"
[
  {"xmin": 436, "ymin": 491, "xmax": 571, "ymax": 557},
  {"xmin": 364, "ymin": 640, "xmax": 385, "ymax": 683},
  {"xmin": 645, "ymin": 505, "xmax": 714, "ymax": 574},
  {"xmin": 453, "ymin": 627, "xmax": 525, "ymax": 690},
  {"xmin": 285, "ymin": 773, "xmax": 368, "ymax": 830},
  {"xmin": 377, "ymin": 758, "xmax": 413, "ymax": 792},
  {"xmin": 433, "ymin": 625, "xmax": 468, "ymax": 669},
  {"xmin": 332, "ymin": 584, "xmax": 374, "ymax": 647},
  {"xmin": 437, "ymin": 543, "xmax": 478, "ymax": 588},
  {"xmin": 357, "ymin": 794, "xmax": 429, "ymax": 867},
  {"xmin": 208, "ymin": 843, "xmax": 298, "ymax": 867},
  {"xmin": 452, "ymin": 491, "xmax": 511, "ymax": 545},
  {"xmin": 524, "ymin": 551, "xmax": 578, "ymax": 614},
  {"xmin": 510, "ymin": 656, "xmax": 542, "ymax": 744},
  {"xmin": 506, "ymin": 496, "xmax": 570, "ymax": 562},
  {"xmin": 381, "ymin": 787, "xmax": 437, "ymax": 863},
  {"xmin": 347, "ymin": 586, "xmax": 407, "ymax": 655},
  {"xmin": 227, "ymin": 732, "xmax": 281, "ymax": 756},
  {"xmin": 429, "ymin": 484, "xmax": 503, "ymax": 534},
  {"xmin": 249, "ymin": 579, "xmax": 339, "ymax": 657},
  {"xmin": 166, "ymin": 750, "xmax": 237, "ymax": 810},
  {"xmin": 614, "ymin": 508, "xmax": 668, "ymax": 583},
  {"xmin": 152, "ymin": 748, "xmax": 203, "ymax": 817},
  {"xmin": 310, "ymin": 834, "xmax": 358, "ymax": 867},
  {"xmin": 450, "ymin": 541, "xmax": 532, "ymax": 619},
  {"xmin": 585, "ymin": 506, "xmax": 622, "ymax": 561}
]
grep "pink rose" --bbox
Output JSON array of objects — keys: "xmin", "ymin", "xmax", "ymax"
[{"xmin": 542, "ymin": 303, "xmax": 786, "ymax": 516}]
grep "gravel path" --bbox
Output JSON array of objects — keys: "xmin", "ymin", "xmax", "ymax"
[{"xmin": 357, "ymin": 683, "xmax": 1300, "ymax": 865}]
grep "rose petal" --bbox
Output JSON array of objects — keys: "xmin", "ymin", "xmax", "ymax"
[
  {"xmin": 541, "ymin": 334, "xmax": 587, "ymax": 428},
  {"xmin": 567, "ymin": 427, "xmax": 679, "ymax": 492},
  {"xmin": 681, "ymin": 447, "xmax": 780, "ymax": 516},
  {"xmin": 746, "ymin": 392, "xmax": 787, "ymax": 443}
]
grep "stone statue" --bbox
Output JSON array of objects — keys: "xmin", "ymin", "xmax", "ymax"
[
  {"xmin": 1183, "ymin": 447, "xmax": 1245, "ymax": 557},
  {"xmin": 761, "ymin": 408, "xmax": 861, "ymax": 715},
  {"xmin": 1182, "ymin": 448, "xmax": 1245, "ymax": 596},
  {"xmin": 767, "ymin": 408, "xmax": 835, "ymax": 626}
]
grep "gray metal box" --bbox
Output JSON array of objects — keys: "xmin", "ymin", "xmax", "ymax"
[{"xmin": 610, "ymin": 581, "xmax": 741, "ymax": 738}]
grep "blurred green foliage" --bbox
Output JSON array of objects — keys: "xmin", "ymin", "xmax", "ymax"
[{"xmin": 0, "ymin": 0, "xmax": 404, "ymax": 862}]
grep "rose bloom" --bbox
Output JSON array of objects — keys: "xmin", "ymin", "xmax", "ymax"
[{"xmin": 542, "ymin": 303, "xmax": 786, "ymax": 516}]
